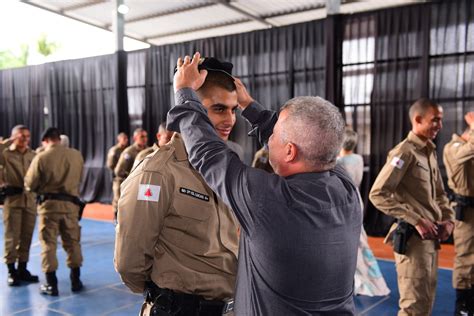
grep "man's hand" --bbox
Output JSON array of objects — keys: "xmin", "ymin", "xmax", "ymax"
[
  {"xmin": 436, "ymin": 220, "xmax": 454, "ymax": 241},
  {"xmin": 233, "ymin": 78, "xmax": 254, "ymax": 110},
  {"xmin": 415, "ymin": 218, "xmax": 438, "ymax": 240},
  {"xmin": 173, "ymin": 52, "xmax": 208, "ymax": 92},
  {"xmin": 465, "ymin": 112, "xmax": 474, "ymax": 130}
]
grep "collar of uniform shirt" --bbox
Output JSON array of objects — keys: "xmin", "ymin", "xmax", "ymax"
[{"xmin": 408, "ymin": 131, "xmax": 436, "ymax": 151}]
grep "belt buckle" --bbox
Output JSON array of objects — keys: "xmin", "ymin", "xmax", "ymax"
[{"xmin": 222, "ymin": 299, "xmax": 234, "ymax": 314}]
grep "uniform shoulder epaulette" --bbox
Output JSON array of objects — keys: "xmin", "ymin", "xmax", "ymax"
[{"xmin": 141, "ymin": 145, "xmax": 174, "ymax": 174}]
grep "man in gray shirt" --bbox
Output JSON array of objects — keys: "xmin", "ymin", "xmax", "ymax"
[{"xmin": 168, "ymin": 53, "xmax": 361, "ymax": 315}]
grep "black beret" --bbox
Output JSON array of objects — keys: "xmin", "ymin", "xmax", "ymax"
[
  {"xmin": 41, "ymin": 127, "xmax": 61, "ymax": 141},
  {"xmin": 175, "ymin": 57, "xmax": 234, "ymax": 79}
]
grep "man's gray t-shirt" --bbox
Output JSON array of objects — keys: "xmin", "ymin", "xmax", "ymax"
[{"xmin": 168, "ymin": 88, "xmax": 362, "ymax": 315}]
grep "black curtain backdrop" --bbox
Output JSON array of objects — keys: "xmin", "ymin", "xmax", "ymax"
[
  {"xmin": 141, "ymin": 20, "xmax": 326, "ymax": 164},
  {"xmin": 0, "ymin": 1, "xmax": 472, "ymax": 226},
  {"xmin": 46, "ymin": 55, "xmax": 119, "ymax": 203},
  {"xmin": 0, "ymin": 65, "xmax": 47, "ymax": 149}
]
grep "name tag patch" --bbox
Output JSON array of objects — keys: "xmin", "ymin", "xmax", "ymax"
[
  {"xmin": 138, "ymin": 184, "xmax": 160, "ymax": 202},
  {"xmin": 390, "ymin": 156, "xmax": 405, "ymax": 169},
  {"xmin": 179, "ymin": 187, "xmax": 210, "ymax": 202}
]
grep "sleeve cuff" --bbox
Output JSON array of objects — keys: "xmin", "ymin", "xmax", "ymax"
[
  {"xmin": 404, "ymin": 212, "xmax": 421, "ymax": 227},
  {"xmin": 242, "ymin": 101, "xmax": 266, "ymax": 124},
  {"xmin": 174, "ymin": 87, "xmax": 201, "ymax": 106}
]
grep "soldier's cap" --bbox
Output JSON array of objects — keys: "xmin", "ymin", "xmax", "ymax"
[
  {"xmin": 175, "ymin": 57, "xmax": 234, "ymax": 80},
  {"xmin": 41, "ymin": 127, "xmax": 61, "ymax": 141}
]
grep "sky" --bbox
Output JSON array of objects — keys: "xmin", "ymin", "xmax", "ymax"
[{"xmin": 0, "ymin": 0, "xmax": 150, "ymax": 65}]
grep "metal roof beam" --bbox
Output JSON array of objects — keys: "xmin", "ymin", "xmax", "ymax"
[
  {"xmin": 61, "ymin": 0, "xmax": 106, "ymax": 13},
  {"xmin": 212, "ymin": 0, "xmax": 275, "ymax": 28}
]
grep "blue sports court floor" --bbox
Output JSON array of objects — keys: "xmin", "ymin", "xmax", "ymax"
[{"xmin": 0, "ymin": 207, "xmax": 454, "ymax": 315}]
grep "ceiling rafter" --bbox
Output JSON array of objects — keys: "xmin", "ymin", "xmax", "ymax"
[{"xmin": 61, "ymin": 0, "xmax": 106, "ymax": 13}]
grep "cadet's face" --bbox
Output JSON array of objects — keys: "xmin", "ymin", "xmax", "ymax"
[
  {"xmin": 118, "ymin": 135, "xmax": 128, "ymax": 147},
  {"xmin": 418, "ymin": 106, "xmax": 443, "ymax": 140},
  {"xmin": 157, "ymin": 130, "xmax": 173, "ymax": 147},
  {"xmin": 268, "ymin": 110, "xmax": 289, "ymax": 176},
  {"xmin": 200, "ymin": 86, "xmax": 238, "ymax": 141},
  {"xmin": 13, "ymin": 129, "xmax": 31, "ymax": 149},
  {"xmin": 134, "ymin": 132, "xmax": 148, "ymax": 147}
]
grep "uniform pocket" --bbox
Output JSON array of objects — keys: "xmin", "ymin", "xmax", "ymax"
[
  {"xmin": 410, "ymin": 164, "xmax": 430, "ymax": 182},
  {"xmin": 173, "ymin": 197, "xmax": 212, "ymax": 221}
]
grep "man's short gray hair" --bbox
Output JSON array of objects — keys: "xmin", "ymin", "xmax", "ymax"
[
  {"xmin": 11, "ymin": 125, "xmax": 28, "ymax": 136},
  {"xmin": 280, "ymin": 96, "xmax": 345, "ymax": 169}
]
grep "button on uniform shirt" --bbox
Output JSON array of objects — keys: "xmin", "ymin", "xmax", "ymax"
[
  {"xmin": 370, "ymin": 131, "xmax": 454, "ymax": 226},
  {"xmin": 443, "ymin": 131, "xmax": 474, "ymax": 197},
  {"xmin": 24, "ymin": 144, "xmax": 84, "ymax": 214},
  {"xmin": 114, "ymin": 133, "xmax": 239, "ymax": 300},
  {"xmin": 106, "ymin": 143, "xmax": 126, "ymax": 174},
  {"xmin": 0, "ymin": 144, "xmax": 36, "ymax": 209},
  {"xmin": 114, "ymin": 144, "xmax": 146, "ymax": 181},
  {"xmin": 167, "ymin": 88, "xmax": 361, "ymax": 315}
]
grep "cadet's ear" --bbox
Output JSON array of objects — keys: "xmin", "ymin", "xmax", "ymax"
[
  {"xmin": 414, "ymin": 113, "xmax": 423, "ymax": 125},
  {"xmin": 284, "ymin": 142, "xmax": 297, "ymax": 163}
]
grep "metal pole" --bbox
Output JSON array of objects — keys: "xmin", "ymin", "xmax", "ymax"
[{"xmin": 113, "ymin": 0, "xmax": 125, "ymax": 52}]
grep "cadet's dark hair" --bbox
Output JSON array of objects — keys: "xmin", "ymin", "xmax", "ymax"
[
  {"xmin": 41, "ymin": 127, "xmax": 61, "ymax": 141},
  {"xmin": 409, "ymin": 98, "xmax": 440, "ymax": 121},
  {"xmin": 198, "ymin": 71, "xmax": 236, "ymax": 94},
  {"xmin": 342, "ymin": 129, "xmax": 358, "ymax": 151}
]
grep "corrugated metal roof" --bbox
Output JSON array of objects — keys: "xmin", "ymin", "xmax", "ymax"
[{"xmin": 22, "ymin": 0, "xmax": 424, "ymax": 47}]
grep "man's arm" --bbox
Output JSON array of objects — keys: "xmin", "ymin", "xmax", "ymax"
[
  {"xmin": 106, "ymin": 147, "xmax": 118, "ymax": 171},
  {"xmin": 114, "ymin": 169, "xmax": 171, "ymax": 293},
  {"xmin": 24, "ymin": 155, "xmax": 42, "ymax": 193},
  {"xmin": 114, "ymin": 151, "xmax": 133, "ymax": 179}
]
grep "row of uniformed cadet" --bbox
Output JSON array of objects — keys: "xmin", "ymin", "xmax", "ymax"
[
  {"xmin": 1, "ymin": 126, "xmax": 84, "ymax": 296},
  {"xmin": 370, "ymin": 99, "xmax": 474, "ymax": 316}
]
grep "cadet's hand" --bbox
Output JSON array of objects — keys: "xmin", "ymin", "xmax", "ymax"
[
  {"xmin": 465, "ymin": 112, "xmax": 474, "ymax": 129},
  {"xmin": 415, "ymin": 218, "xmax": 438, "ymax": 240},
  {"xmin": 233, "ymin": 78, "xmax": 254, "ymax": 110},
  {"xmin": 174, "ymin": 52, "xmax": 208, "ymax": 92},
  {"xmin": 436, "ymin": 220, "xmax": 454, "ymax": 241}
]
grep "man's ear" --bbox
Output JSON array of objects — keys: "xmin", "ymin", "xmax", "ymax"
[
  {"xmin": 284, "ymin": 142, "xmax": 298, "ymax": 163},
  {"xmin": 414, "ymin": 113, "xmax": 423, "ymax": 125}
]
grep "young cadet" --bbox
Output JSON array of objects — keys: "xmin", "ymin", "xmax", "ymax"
[
  {"xmin": 443, "ymin": 111, "xmax": 474, "ymax": 315},
  {"xmin": 113, "ymin": 128, "xmax": 148, "ymax": 220},
  {"xmin": 115, "ymin": 57, "xmax": 240, "ymax": 316},
  {"xmin": 370, "ymin": 98, "xmax": 455, "ymax": 315},
  {"xmin": 0, "ymin": 125, "xmax": 38, "ymax": 286},
  {"xmin": 24, "ymin": 127, "xmax": 85, "ymax": 296}
]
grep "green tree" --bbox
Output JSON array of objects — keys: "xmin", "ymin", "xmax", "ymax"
[
  {"xmin": 37, "ymin": 34, "xmax": 58, "ymax": 57},
  {"xmin": 0, "ymin": 45, "xmax": 29, "ymax": 69}
]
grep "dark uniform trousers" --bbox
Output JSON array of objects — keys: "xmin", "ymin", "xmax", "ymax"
[
  {"xmin": 3, "ymin": 204, "xmax": 36, "ymax": 264},
  {"xmin": 453, "ymin": 206, "xmax": 474, "ymax": 289},
  {"xmin": 39, "ymin": 211, "xmax": 82, "ymax": 272}
]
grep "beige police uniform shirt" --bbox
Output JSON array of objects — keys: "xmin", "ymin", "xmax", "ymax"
[
  {"xmin": 114, "ymin": 144, "xmax": 146, "ymax": 181},
  {"xmin": 133, "ymin": 143, "xmax": 159, "ymax": 169},
  {"xmin": 114, "ymin": 133, "xmax": 239, "ymax": 300},
  {"xmin": 370, "ymin": 131, "xmax": 454, "ymax": 226},
  {"xmin": 443, "ymin": 131, "xmax": 474, "ymax": 197},
  {"xmin": 106, "ymin": 143, "xmax": 126, "ymax": 172},
  {"xmin": 24, "ymin": 144, "xmax": 84, "ymax": 214},
  {"xmin": 0, "ymin": 144, "xmax": 36, "ymax": 210}
]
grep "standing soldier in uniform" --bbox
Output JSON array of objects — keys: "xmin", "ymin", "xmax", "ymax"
[
  {"xmin": 443, "ymin": 111, "xmax": 474, "ymax": 315},
  {"xmin": 0, "ymin": 125, "xmax": 38, "ymax": 286},
  {"xmin": 114, "ymin": 58, "xmax": 239, "ymax": 316},
  {"xmin": 133, "ymin": 122, "xmax": 173, "ymax": 168},
  {"xmin": 24, "ymin": 127, "xmax": 84, "ymax": 296},
  {"xmin": 107, "ymin": 132, "xmax": 128, "ymax": 211},
  {"xmin": 113, "ymin": 128, "xmax": 147, "ymax": 220},
  {"xmin": 370, "ymin": 98, "xmax": 455, "ymax": 315}
]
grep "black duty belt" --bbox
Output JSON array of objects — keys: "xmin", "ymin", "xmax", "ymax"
[
  {"xmin": 144, "ymin": 281, "xmax": 234, "ymax": 316},
  {"xmin": 37, "ymin": 193, "xmax": 86, "ymax": 220},
  {"xmin": 0, "ymin": 186, "xmax": 24, "ymax": 197},
  {"xmin": 454, "ymin": 194, "xmax": 474, "ymax": 207}
]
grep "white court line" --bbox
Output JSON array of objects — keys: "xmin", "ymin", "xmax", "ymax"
[
  {"xmin": 30, "ymin": 239, "xmax": 113, "ymax": 258},
  {"xmin": 108, "ymin": 285, "xmax": 141, "ymax": 296},
  {"xmin": 9, "ymin": 282, "xmax": 123, "ymax": 315},
  {"xmin": 357, "ymin": 295, "xmax": 390, "ymax": 315},
  {"xmin": 100, "ymin": 300, "xmax": 142, "ymax": 316}
]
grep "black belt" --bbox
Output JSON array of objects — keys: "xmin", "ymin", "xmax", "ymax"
[
  {"xmin": 37, "ymin": 193, "xmax": 86, "ymax": 220},
  {"xmin": 144, "ymin": 281, "xmax": 234, "ymax": 315},
  {"xmin": 454, "ymin": 194, "xmax": 474, "ymax": 207},
  {"xmin": 0, "ymin": 186, "xmax": 23, "ymax": 197}
]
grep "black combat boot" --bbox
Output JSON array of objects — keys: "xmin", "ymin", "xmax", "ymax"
[
  {"xmin": 70, "ymin": 267, "xmax": 83, "ymax": 292},
  {"xmin": 455, "ymin": 289, "xmax": 471, "ymax": 316},
  {"xmin": 7, "ymin": 263, "xmax": 20, "ymax": 286},
  {"xmin": 40, "ymin": 271, "xmax": 58, "ymax": 296},
  {"xmin": 17, "ymin": 262, "xmax": 39, "ymax": 283}
]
